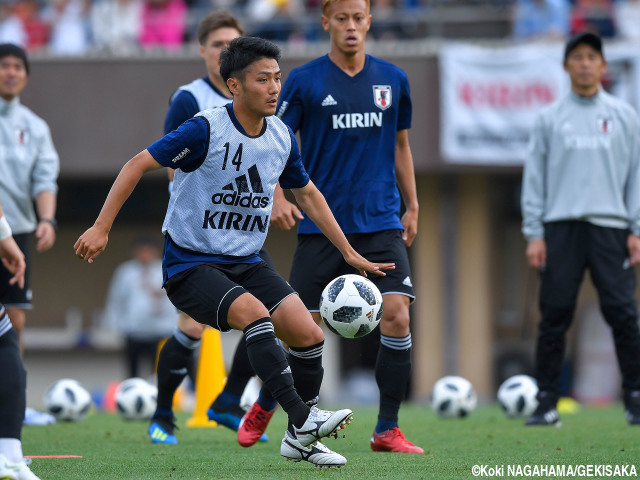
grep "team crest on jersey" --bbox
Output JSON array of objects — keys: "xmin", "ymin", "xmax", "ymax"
[
  {"xmin": 15, "ymin": 127, "xmax": 29, "ymax": 145},
  {"xmin": 372, "ymin": 85, "xmax": 392, "ymax": 111},
  {"xmin": 597, "ymin": 116, "xmax": 613, "ymax": 134}
]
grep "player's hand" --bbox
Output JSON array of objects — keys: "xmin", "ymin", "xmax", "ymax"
[
  {"xmin": 74, "ymin": 226, "xmax": 109, "ymax": 264},
  {"xmin": 35, "ymin": 220, "xmax": 56, "ymax": 252},
  {"xmin": 0, "ymin": 236, "xmax": 26, "ymax": 289},
  {"xmin": 343, "ymin": 251, "xmax": 395, "ymax": 277},
  {"xmin": 271, "ymin": 190, "xmax": 303, "ymax": 230},
  {"xmin": 627, "ymin": 234, "xmax": 640, "ymax": 267},
  {"xmin": 526, "ymin": 238, "xmax": 546, "ymax": 270},
  {"xmin": 401, "ymin": 208, "xmax": 418, "ymax": 247}
]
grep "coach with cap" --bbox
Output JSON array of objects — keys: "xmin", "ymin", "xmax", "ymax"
[{"xmin": 521, "ymin": 32, "xmax": 640, "ymax": 427}]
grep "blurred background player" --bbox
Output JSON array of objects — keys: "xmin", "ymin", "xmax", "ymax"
[
  {"xmin": 0, "ymin": 43, "xmax": 58, "ymax": 427},
  {"xmin": 239, "ymin": 0, "xmax": 423, "ymax": 454},
  {"xmin": 521, "ymin": 32, "xmax": 640, "ymax": 427},
  {"xmin": 103, "ymin": 236, "xmax": 175, "ymax": 379},
  {"xmin": 149, "ymin": 10, "xmax": 270, "ymax": 445},
  {"xmin": 0, "ymin": 199, "xmax": 42, "ymax": 480}
]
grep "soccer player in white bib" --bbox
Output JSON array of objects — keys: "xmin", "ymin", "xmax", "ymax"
[
  {"xmin": 240, "ymin": 0, "xmax": 423, "ymax": 454},
  {"xmin": 149, "ymin": 9, "xmax": 272, "ymax": 445},
  {"xmin": 0, "ymin": 200, "xmax": 42, "ymax": 479},
  {"xmin": 75, "ymin": 36, "xmax": 394, "ymax": 467}
]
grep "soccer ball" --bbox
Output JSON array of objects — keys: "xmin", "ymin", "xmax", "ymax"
[
  {"xmin": 497, "ymin": 375, "xmax": 539, "ymax": 418},
  {"xmin": 319, "ymin": 274, "xmax": 383, "ymax": 339},
  {"xmin": 431, "ymin": 376, "xmax": 477, "ymax": 418},
  {"xmin": 44, "ymin": 378, "xmax": 92, "ymax": 421},
  {"xmin": 115, "ymin": 378, "xmax": 157, "ymax": 421}
]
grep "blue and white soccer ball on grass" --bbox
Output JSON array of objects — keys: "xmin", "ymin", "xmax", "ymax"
[
  {"xmin": 320, "ymin": 274, "xmax": 383, "ymax": 339},
  {"xmin": 431, "ymin": 376, "xmax": 478, "ymax": 418},
  {"xmin": 115, "ymin": 377, "xmax": 157, "ymax": 421},
  {"xmin": 497, "ymin": 375, "xmax": 539, "ymax": 418},
  {"xmin": 44, "ymin": 378, "xmax": 92, "ymax": 422}
]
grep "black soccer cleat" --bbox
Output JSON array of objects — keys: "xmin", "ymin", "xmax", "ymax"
[
  {"xmin": 624, "ymin": 391, "xmax": 640, "ymax": 426},
  {"xmin": 525, "ymin": 405, "xmax": 561, "ymax": 427}
]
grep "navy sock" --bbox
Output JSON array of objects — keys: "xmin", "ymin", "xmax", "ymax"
[
  {"xmin": 375, "ymin": 335, "xmax": 412, "ymax": 424},
  {"xmin": 244, "ymin": 318, "xmax": 309, "ymax": 428}
]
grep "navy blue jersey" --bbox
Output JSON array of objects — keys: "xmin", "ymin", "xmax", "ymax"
[
  {"xmin": 277, "ymin": 54, "xmax": 412, "ymax": 235},
  {"xmin": 148, "ymin": 105, "xmax": 309, "ymax": 281}
]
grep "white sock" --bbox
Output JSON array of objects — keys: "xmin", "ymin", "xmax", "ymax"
[{"xmin": 0, "ymin": 438, "xmax": 23, "ymax": 463}]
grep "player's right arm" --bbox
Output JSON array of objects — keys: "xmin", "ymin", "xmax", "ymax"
[
  {"xmin": 74, "ymin": 150, "xmax": 162, "ymax": 264},
  {"xmin": 0, "ymin": 202, "xmax": 26, "ymax": 288}
]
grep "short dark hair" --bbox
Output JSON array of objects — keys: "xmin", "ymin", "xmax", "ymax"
[
  {"xmin": 219, "ymin": 37, "xmax": 281, "ymax": 85},
  {"xmin": 564, "ymin": 32, "xmax": 604, "ymax": 61},
  {"xmin": 196, "ymin": 9, "xmax": 245, "ymax": 46},
  {"xmin": 0, "ymin": 43, "xmax": 29, "ymax": 75}
]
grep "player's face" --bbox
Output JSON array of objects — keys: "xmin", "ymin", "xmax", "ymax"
[
  {"xmin": 200, "ymin": 27, "xmax": 242, "ymax": 79},
  {"xmin": 236, "ymin": 58, "xmax": 281, "ymax": 118},
  {"xmin": 0, "ymin": 56, "xmax": 27, "ymax": 101},
  {"xmin": 564, "ymin": 44, "xmax": 606, "ymax": 96},
  {"xmin": 322, "ymin": 0, "xmax": 371, "ymax": 56}
]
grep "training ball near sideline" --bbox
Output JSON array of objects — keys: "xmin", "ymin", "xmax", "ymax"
[
  {"xmin": 115, "ymin": 377, "xmax": 158, "ymax": 421},
  {"xmin": 431, "ymin": 375, "xmax": 478, "ymax": 418},
  {"xmin": 320, "ymin": 274, "xmax": 383, "ymax": 339},
  {"xmin": 44, "ymin": 378, "xmax": 92, "ymax": 422},
  {"xmin": 497, "ymin": 374, "xmax": 539, "ymax": 418}
]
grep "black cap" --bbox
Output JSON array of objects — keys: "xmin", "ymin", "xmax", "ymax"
[
  {"xmin": 0, "ymin": 43, "xmax": 29, "ymax": 75},
  {"xmin": 564, "ymin": 32, "xmax": 603, "ymax": 61}
]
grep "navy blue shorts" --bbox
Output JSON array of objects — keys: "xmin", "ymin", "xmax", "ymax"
[
  {"xmin": 289, "ymin": 229, "xmax": 415, "ymax": 312},
  {"xmin": 164, "ymin": 260, "xmax": 296, "ymax": 332},
  {"xmin": 0, "ymin": 233, "xmax": 32, "ymax": 309}
]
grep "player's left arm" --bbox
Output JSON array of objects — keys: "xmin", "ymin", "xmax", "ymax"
[
  {"xmin": 291, "ymin": 181, "xmax": 394, "ymax": 277},
  {"xmin": 395, "ymin": 129, "xmax": 419, "ymax": 247}
]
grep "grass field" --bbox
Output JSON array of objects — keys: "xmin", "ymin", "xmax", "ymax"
[{"xmin": 21, "ymin": 404, "xmax": 640, "ymax": 479}]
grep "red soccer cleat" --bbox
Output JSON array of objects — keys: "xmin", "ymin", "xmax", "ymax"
[
  {"xmin": 237, "ymin": 402, "xmax": 277, "ymax": 448},
  {"xmin": 370, "ymin": 427, "xmax": 424, "ymax": 453}
]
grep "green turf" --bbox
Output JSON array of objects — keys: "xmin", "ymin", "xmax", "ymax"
[{"xmin": 21, "ymin": 404, "xmax": 640, "ymax": 479}]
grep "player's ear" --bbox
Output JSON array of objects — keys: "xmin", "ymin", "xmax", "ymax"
[
  {"xmin": 321, "ymin": 15, "xmax": 330, "ymax": 32},
  {"xmin": 227, "ymin": 77, "xmax": 241, "ymax": 95}
]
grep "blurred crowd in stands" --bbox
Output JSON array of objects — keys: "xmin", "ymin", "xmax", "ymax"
[{"xmin": 0, "ymin": 0, "xmax": 638, "ymax": 55}]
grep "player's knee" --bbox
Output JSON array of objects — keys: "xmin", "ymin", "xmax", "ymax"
[
  {"xmin": 6, "ymin": 308, "xmax": 26, "ymax": 333},
  {"xmin": 177, "ymin": 315, "xmax": 205, "ymax": 339},
  {"xmin": 292, "ymin": 322, "xmax": 324, "ymax": 348},
  {"xmin": 381, "ymin": 305, "xmax": 410, "ymax": 335}
]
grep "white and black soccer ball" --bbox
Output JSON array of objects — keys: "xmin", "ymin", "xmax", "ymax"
[
  {"xmin": 431, "ymin": 376, "xmax": 478, "ymax": 418},
  {"xmin": 115, "ymin": 378, "xmax": 157, "ymax": 421},
  {"xmin": 44, "ymin": 378, "xmax": 92, "ymax": 422},
  {"xmin": 497, "ymin": 375, "xmax": 539, "ymax": 418},
  {"xmin": 319, "ymin": 274, "xmax": 383, "ymax": 339}
]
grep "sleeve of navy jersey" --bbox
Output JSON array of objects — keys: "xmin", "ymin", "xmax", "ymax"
[
  {"xmin": 148, "ymin": 116, "xmax": 209, "ymax": 171},
  {"xmin": 164, "ymin": 90, "xmax": 200, "ymax": 135},
  {"xmin": 277, "ymin": 70, "xmax": 304, "ymax": 132},
  {"xmin": 278, "ymin": 126, "xmax": 309, "ymax": 189},
  {"xmin": 397, "ymin": 71, "xmax": 412, "ymax": 131}
]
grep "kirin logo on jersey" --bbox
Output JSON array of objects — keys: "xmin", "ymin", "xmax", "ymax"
[
  {"xmin": 203, "ymin": 164, "xmax": 270, "ymax": 233},
  {"xmin": 597, "ymin": 116, "xmax": 613, "ymax": 134},
  {"xmin": 373, "ymin": 85, "xmax": 392, "ymax": 111},
  {"xmin": 15, "ymin": 127, "xmax": 29, "ymax": 145}
]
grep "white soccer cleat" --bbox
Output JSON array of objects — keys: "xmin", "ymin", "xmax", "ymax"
[
  {"xmin": 0, "ymin": 455, "xmax": 42, "ymax": 480},
  {"xmin": 281, "ymin": 431, "xmax": 347, "ymax": 468},
  {"xmin": 292, "ymin": 406, "xmax": 352, "ymax": 447}
]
